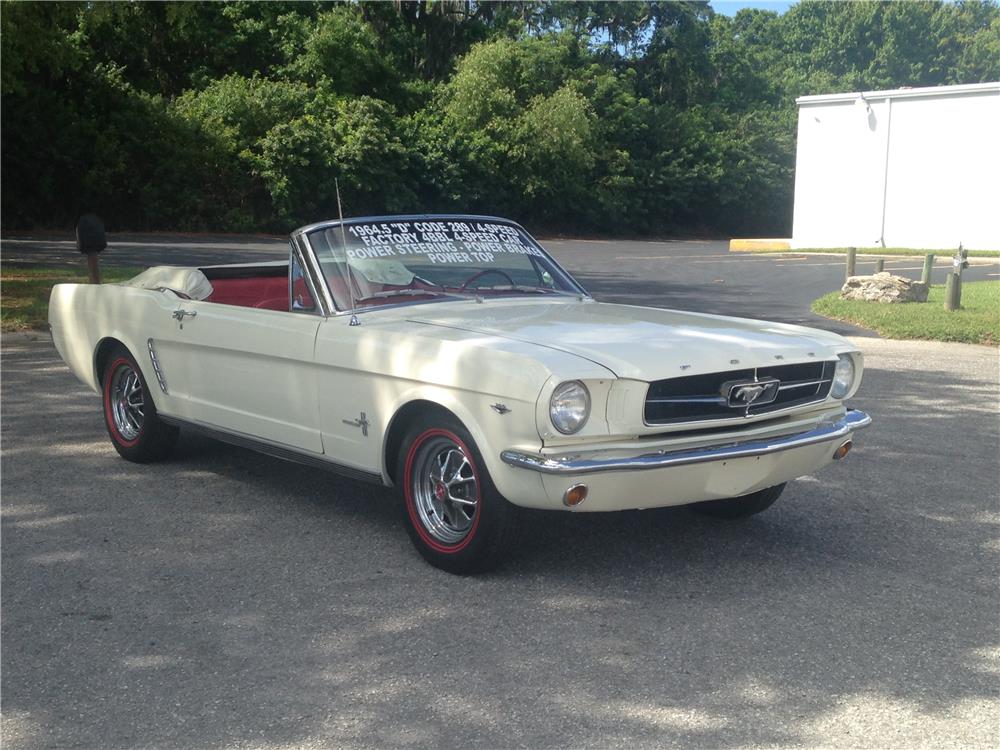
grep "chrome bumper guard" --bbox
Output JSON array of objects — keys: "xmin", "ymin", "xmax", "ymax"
[{"xmin": 501, "ymin": 409, "xmax": 872, "ymax": 475}]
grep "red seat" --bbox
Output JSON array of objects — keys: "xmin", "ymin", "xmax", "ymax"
[
  {"xmin": 253, "ymin": 297, "xmax": 288, "ymax": 311},
  {"xmin": 207, "ymin": 277, "xmax": 288, "ymax": 309}
]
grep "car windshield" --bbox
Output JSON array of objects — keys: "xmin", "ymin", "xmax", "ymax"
[{"xmin": 306, "ymin": 218, "xmax": 584, "ymax": 311}]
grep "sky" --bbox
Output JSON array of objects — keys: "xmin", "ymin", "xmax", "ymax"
[{"xmin": 712, "ymin": 1, "xmax": 796, "ymax": 16}]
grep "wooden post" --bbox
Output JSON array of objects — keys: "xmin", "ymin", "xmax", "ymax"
[
  {"xmin": 845, "ymin": 247, "xmax": 856, "ymax": 280},
  {"xmin": 944, "ymin": 272, "xmax": 960, "ymax": 311},
  {"xmin": 944, "ymin": 244, "xmax": 968, "ymax": 311},
  {"xmin": 921, "ymin": 254, "xmax": 934, "ymax": 285},
  {"xmin": 86, "ymin": 253, "xmax": 101, "ymax": 284},
  {"xmin": 874, "ymin": 259, "xmax": 884, "ymax": 273}
]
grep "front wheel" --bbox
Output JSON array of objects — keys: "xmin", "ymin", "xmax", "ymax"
[
  {"xmin": 689, "ymin": 483, "xmax": 785, "ymax": 519},
  {"xmin": 397, "ymin": 416, "xmax": 518, "ymax": 574},
  {"xmin": 101, "ymin": 346, "xmax": 178, "ymax": 463}
]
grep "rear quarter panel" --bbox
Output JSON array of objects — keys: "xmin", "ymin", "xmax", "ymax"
[{"xmin": 48, "ymin": 283, "xmax": 178, "ymax": 406}]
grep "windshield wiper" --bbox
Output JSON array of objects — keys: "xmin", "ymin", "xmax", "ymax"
[
  {"xmin": 353, "ymin": 289, "xmax": 452, "ymax": 304},
  {"xmin": 352, "ymin": 285, "xmax": 577, "ymax": 306},
  {"xmin": 473, "ymin": 285, "xmax": 577, "ymax": 296}
]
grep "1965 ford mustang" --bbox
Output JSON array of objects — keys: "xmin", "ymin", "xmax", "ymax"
[{"xmin": 49, "ymin": 215, "xmax": 871, "ymax": 573}]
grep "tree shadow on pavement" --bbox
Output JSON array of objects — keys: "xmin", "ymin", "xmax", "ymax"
[{"xmin": 2, "ymin": 341, "xmax": 997, "ymax": 749}]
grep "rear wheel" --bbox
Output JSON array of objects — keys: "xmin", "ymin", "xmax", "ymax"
[
  {"xmin": 101, "ymin": 346, "xmax": 178, "ymax": 463},
  {"xmin": 397, "ymin": 416, "xmax": 518, "ymax": 574},
  {"xmin": 690, "ymin": 483, "xmax": 785, "ymax": 519}
]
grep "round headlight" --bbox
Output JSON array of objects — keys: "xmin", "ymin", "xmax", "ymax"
[
  {"xmin": 549, "ymin": 381, "xmax": 591, "ymax": 434},
  {"xmin": 831, "ymin": 354, "xmax": 855, "ymax": 399}
]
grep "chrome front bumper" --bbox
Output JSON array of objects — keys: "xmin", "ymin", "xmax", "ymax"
[{"xmin": 501, "ymin": 409, "xmax": 872, "ymax": 476}]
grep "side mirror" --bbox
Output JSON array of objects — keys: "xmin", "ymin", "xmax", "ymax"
[{"xmin": 76, "ymin": 214, "xmax": 106, "ymax": 283}]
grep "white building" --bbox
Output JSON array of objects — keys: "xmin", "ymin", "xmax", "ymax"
[{"xmin": 792, "ymin": 82, "xmax": 1000, "ymax": 250}]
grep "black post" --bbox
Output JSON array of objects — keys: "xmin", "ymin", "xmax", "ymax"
[{"xmin": 76, "ymin": 214, "xmax": 107, "ymax": 284}]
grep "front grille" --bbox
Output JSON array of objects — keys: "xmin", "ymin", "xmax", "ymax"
[{"xmin": 644, "ymin": 361, "xmax": 835, "ymax": 425}]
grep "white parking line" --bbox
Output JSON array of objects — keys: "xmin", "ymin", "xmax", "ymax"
[
  {"xmin": 773, "ymin": 262, "xmax": 853, "ymax": 267},
  {"xmin": 612, "ymin": 255, "xmax": 736, "ymax": 260},
  {"xmin": 773, "ymin": 264, "xmax": 934, "ymax": 271},
  {"xmin": 673, "ymin": 257, "xmax": 812, "ymax": 263}
]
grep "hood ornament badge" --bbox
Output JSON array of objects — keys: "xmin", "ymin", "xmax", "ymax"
[{"xmin": 726, "ymin": 378, "xmax": 780, "ymax": 409}]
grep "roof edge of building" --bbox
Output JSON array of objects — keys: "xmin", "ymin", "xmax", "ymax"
[{"xmin": 796, "ymin": 81, "xmax": 1000, "ymax": 106}]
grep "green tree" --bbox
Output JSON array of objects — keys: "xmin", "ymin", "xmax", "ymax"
[{"xmin": 2, "ymin": 0, "xmax": 998, "ymax": 235}]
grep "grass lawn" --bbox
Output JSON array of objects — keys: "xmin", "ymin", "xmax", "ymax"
[
  {"xmin": 1, "ymin": 265, "xmax": 139, "ymax": 332},
  {"xmin": 748, "ymin": 246, "xmax": 1000, "ymax": 258},
  {"xmin": 812, "ymin": 280, "xmax": 1000, "ymax": 345}
]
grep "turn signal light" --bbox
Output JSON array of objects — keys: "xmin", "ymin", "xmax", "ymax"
[
  {"xmin": 563, "ymin": 484, "xmax": 589, "ymax": 507},
  {"xmin": 833, "ymin": 440, "xmax": 853, "ymax": 460}
]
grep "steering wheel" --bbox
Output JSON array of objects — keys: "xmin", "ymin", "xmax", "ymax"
[{"xmin": 458, "ymin": 269, "xmax": 517, "ymax": 291}]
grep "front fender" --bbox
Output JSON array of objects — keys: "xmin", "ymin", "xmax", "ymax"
[{"xmin": 379, "ymin": 383, "xmax": 547, "ymax": 504}]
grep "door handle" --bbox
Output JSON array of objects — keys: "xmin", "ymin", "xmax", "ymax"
[{"xmin": 171, "ymin": 309, "xmax": 197, "ymax": 329}]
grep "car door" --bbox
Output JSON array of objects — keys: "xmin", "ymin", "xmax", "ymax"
[
  {"xmin": 311, "ymin": 313, "xmax": 382, "ymax": 471},
  {"xmin": 150, "ymin": 274, "xmax": 323, "ymax": 453}
]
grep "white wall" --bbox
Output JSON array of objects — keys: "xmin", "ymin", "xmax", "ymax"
[{"xmin": 791, "ymin": 83, "xmax": 1000, "ymax": 250}]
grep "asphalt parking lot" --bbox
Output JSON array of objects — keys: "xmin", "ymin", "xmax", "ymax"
[
  {"xmin": 2, "ymin": 231, "xmax": 998, "ymax": 336},
  {"xmin": 2, "ymin": 235, "xmax": 999, "ymax": 748}
]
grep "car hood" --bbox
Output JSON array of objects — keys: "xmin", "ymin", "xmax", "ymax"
[{"xmin": 406, "ymin": 299, "xmax": 853, "ymax": 380}]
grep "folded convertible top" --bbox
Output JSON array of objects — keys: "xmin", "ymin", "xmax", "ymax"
[{"xmin": 122, "ymin": 266, "xmax": 214, "ymax": 300}]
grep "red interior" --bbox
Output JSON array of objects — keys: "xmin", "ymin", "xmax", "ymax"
[
  {"xmin": 207, "ymin": 277, "xmax": 288, "ymax": 311},
  {"xmin": 204, "ymin": 273, "xmax": 436, "ymax": 311}
]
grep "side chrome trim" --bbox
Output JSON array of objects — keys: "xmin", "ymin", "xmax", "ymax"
[
  {"xmin": 146, "ymin": 338, "xmax": 168, "ymax": 393},
  {"xmin": 501, "ymin": 409, "xmax": 872, "ymax": 475},
  {"xmin": 158, "ymin": 415, "xmax": 384, "ymax": 485}
]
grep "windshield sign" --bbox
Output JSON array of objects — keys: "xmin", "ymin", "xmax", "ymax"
[{"xmin": 308, "ymin": 219, "xmax": 582, "ymax": 310}]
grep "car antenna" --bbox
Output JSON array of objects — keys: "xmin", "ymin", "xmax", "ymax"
[{"xmin": 335, "ymin": 178, "xmax": 360, "ymax": 326}]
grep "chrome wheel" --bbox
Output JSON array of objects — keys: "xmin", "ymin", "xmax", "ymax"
[
  {"xmin": 411, "ymin": 435, "xmax": 479, "ymax": 545},
  {"xmin": 109, "ymin": 364, "xmax": 144, "ymax": 441}
]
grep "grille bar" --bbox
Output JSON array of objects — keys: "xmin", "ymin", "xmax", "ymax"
[
  {"xmin": 644, "ymin": 361, "xmax": 835, "ymax": 425},
  {"xmin": 778, "ymin": 378, "xmax": 832, "ymax": 391},
  {"xmin": 646, "ymin": 396, "xmax": 728, "ymax": 404}
]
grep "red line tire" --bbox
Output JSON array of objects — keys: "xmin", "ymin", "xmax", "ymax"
[
  {"xmin": 397, "ymin": 415, "xmax": 519, "ymax": 574},
  {"xmin": 101, "ymin": 345, "xmax": 178, "ymax": 463},
  {"xmin": 689, "ymin": 483, "xmax": 786, "ymax": 519}
]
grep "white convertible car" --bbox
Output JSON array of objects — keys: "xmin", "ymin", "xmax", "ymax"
[{"xmin": 49, "ymin": 215, "xmax": 870, "ymax": 573}]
